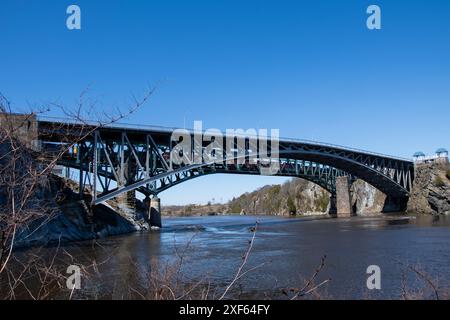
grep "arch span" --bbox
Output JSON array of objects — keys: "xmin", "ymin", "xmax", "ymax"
[{"xmin": 37, "ymin": 121, "xmax": 414, "ymax": 206}]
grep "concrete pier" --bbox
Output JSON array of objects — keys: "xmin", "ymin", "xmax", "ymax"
[
  {"xmin": 336, "ymin": 176, "xmax": 352, "ymax": 217},
  {"xmin": 149, "ymin": 196, "xmax": 162, "ymax": 229},
  {"xmin": 116, "ymin": 190, "xmax": 136, "ymax": 210},
  {"xmin": 115, "ymin": 157, "xmax": 137, "ymax": 209},
  {"xmin": 328, "ymin": 195, "xmax": 337, "ymax": 215}
]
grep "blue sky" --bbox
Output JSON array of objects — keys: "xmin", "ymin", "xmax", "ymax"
[{"xmin": 1, "ymin": 0, "xmax": 449, "ymax": 205}]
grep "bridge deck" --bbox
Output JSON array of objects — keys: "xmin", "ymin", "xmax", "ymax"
[{"xmin": 37, "ymin": 117, "xmax": 412, "ymax": 163}]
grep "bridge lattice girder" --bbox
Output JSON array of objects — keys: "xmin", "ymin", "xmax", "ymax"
[{"xmin": 37, "ymin": 121, "xmax": 414, "ymax": 205}]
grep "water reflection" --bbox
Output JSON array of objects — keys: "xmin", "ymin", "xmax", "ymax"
[{"xmin": 4, "ymin": 214, "xmax": 450, "ymax": 299}]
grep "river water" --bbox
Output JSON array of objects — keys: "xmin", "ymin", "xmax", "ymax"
[{"xmin": 7, "ymin": 214, "xmax": 450, "ymax": 299}]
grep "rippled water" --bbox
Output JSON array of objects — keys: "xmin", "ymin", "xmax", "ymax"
[{"xmin": 7, "ymin": 214, "xmax": 450, "ymax": 299}]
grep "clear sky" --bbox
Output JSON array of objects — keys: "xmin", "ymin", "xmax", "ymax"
[{"xmin": 1, "ymin": 0, "xmax": 449, "ymax": 205}]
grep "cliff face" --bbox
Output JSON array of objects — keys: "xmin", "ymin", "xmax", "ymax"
[
  {"xmin": 0, "ymin": 137, "xmax": 150, "ymax": 248},
  {"xmin": 228, "ymin": 179, "xmax": 330, "ymax": 216},
  {"xmin": 407, "ymin": 162, "xmax": 450, "ymax": 215},
  {"xmin": 13, "ymin": 176, "xmax": 149, "ymax": 248},
  {"xmin": 350, "ymin": 180, "xmax": 387, "ymax": 215},
  {"xmin": 226, "ymin": 178, "xmax": 393, "ymax": 217},
  {"xmin": 165, "ymin": 177, "xmax": 398, "ymax": 217}
]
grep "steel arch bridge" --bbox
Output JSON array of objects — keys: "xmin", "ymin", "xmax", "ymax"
[{"xmin": 37, "ymin": 119, "xmax": 414, "ymax": 206}]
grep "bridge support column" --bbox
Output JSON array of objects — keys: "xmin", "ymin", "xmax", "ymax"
[
  {"xmin": 149, "ymin": 196, "xmax": 162, "ymax": 229},
  {"xmin": 115, "ymin": 157, "xmax": 137, "ymax": 209},
  {"xmin": 126, "ymin": 190, "xmax": 136, "ymax": 208},
  {"xmin": 336, "ymin": 176, "xmax": 352, "ymax": 217},
  {"xmin": 116, "ymin": 190, "xmax": 136, "ymax": 210},
  {"xmin": 328, "ymin": 195, "xmax": 337, "ymax": 215}
]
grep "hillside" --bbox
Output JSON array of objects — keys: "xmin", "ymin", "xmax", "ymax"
[
  {"xmin": 227, "ymin": 179, "xmax": 330, "ymax": 215},
  {"xmin": 162, "ymin": 176, "xmax": 413, "ymax": 217},
  {"xmin": 162, "ymin": 179, "xmax": 332, "ymax": 217}
]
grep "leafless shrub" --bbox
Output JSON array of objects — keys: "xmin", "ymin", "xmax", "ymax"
[
  {"xmin": 280, "ymin": 255, "xmax": 331, "ymax": 300},
  {"xmin": 116, "ymin": 231, "xmax": 214, "ymax": 300},
  {"xmin": 400, "ymin": 263, "xmax": 447, "ymax": 300},
  {"xmin": 218, "ymin": 222, "xmax": 265, "ymax": 299},
  {"xmin": 0, "ymin": 88, "xmax": 153, "ymax": 298},
  {"xmin": 123, "ymin": 222, "xmax": 330, "ymax": 300},
  {"xmin": 1, "ymin": 91, "xmax": 333, "ymax": 300}
]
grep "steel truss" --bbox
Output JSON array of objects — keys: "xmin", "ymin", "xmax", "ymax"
[{"xmin": 38, "ymin": 123, "xmax": 414, "ymax": 205}]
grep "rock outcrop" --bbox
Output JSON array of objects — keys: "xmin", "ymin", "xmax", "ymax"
[
  {"xmin": 350, "ymin": 180, "xmax": 387, "ymax": 216},
  {"xmin": 0, "ymin": 134, "xmax": 149, "ymax": 248},
  {"xmin": 227, "ymin": 179, "xmax": 330, "ymax": 216},
  {"xmin": 13, "ymin": 176, "xmax": 150, "ymax": 248},
  {"xmin": 226, "ymin": 178, "xmax": 408, "ymax": 217},
  {"xmin": 407, "ymin": 162, "xmax": 450, "ymax": 215}
]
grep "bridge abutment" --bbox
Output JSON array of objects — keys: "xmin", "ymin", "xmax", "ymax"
[
  {"xmin": 0, "ymin": 113, "xmax": 39, "ymax": 150},
  {"xmin": 336, "ymin": 176, "xmax": 353, "ymax": 217}
]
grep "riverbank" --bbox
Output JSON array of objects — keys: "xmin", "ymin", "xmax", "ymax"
[{"xmin": 13, "ymin": 175, "xmax": 150, "ymax": 248}]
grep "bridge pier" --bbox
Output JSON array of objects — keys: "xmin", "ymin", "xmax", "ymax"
[
  {"xmin": 328, "ymin": 195, "xmax": 337, "ymax": 215},
  {"xmin": 336, "ymin": 176, "xmax": 353, "ymax": 217},
  {"xmin": 116, "ymin": 190, "xmax": 136, "ymax": 210},
  {"xmin": 126, "ymin": 190, "xmax": 136, "ymax": 208},
  {"xmin": 148, "ymin": 196, "xmax": 162, "ymax": 229}
]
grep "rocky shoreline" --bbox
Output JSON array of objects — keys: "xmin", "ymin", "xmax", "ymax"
[{"xmin": 13, "ymin": 176, "xmax": 150, "ymax": 248}]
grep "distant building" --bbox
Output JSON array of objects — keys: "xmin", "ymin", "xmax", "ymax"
[
  {"xmin": 413, "ymin": 151, "xmax": 425, "ymax": 161},
  {"xmin": 414, "ymin": 149, "xmax": 448, "ymax": 165},
  {"xmin": 436, "ymin": 148, "xmax": 448, "ymax": 157}
]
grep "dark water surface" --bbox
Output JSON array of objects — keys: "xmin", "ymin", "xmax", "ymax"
[{"xmin": 10, "ymin": 214, "xmax": 450, "ymax": 299}]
